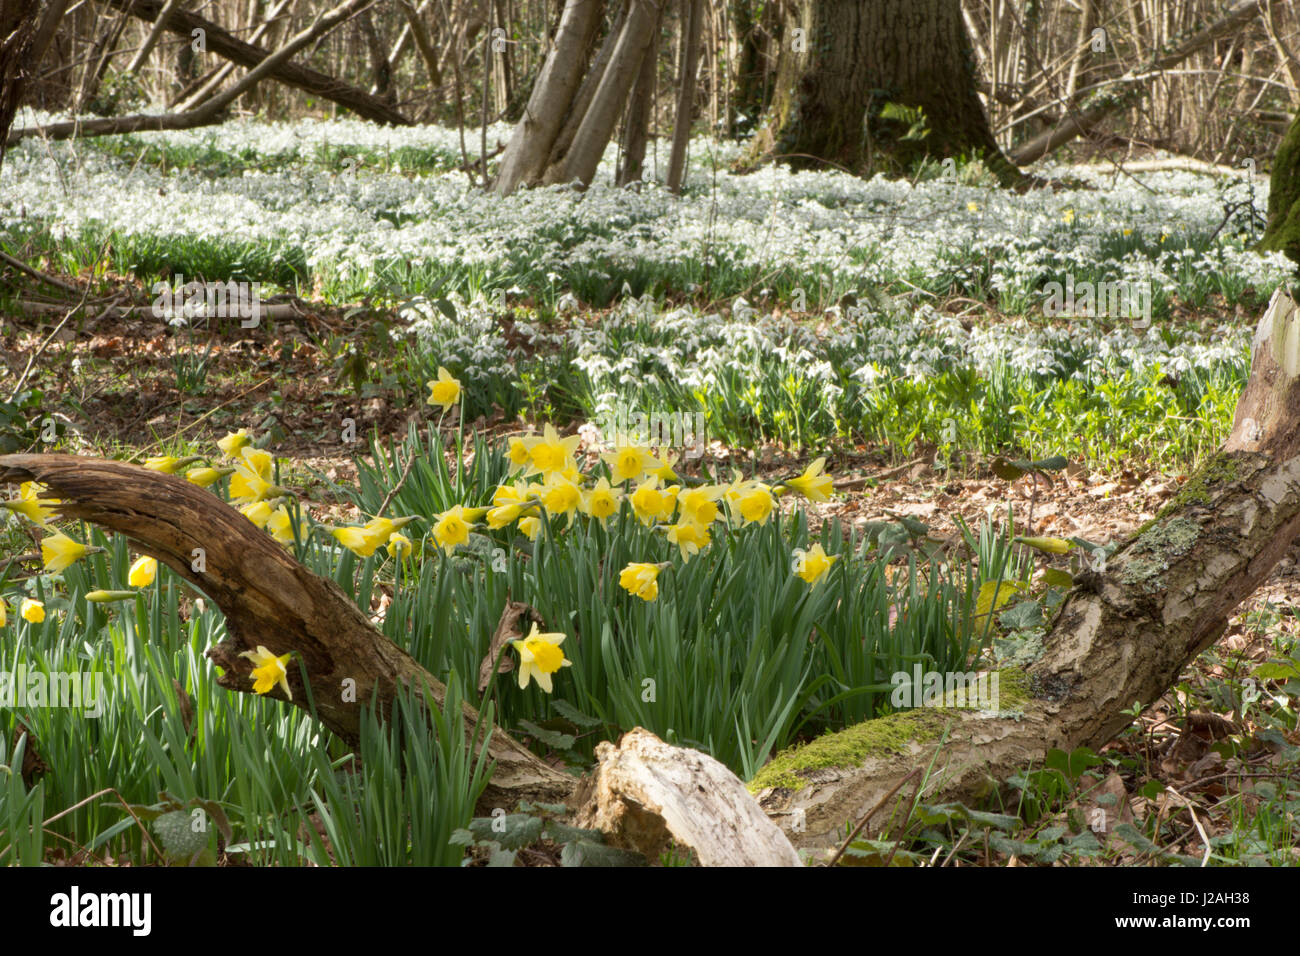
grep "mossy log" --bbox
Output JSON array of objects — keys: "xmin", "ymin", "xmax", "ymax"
[{"xmin": 754, "ymin": 288, "xmax": 1300, "ymax": 856}]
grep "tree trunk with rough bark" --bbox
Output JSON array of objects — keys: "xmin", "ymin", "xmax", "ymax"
[
  {"xmin": 742, "ymin": 0, "xmax": 1024, "ymax": 186},
  {"xmin": 492, "ymin": 0, "xmax": 606, "ymax": 194}
]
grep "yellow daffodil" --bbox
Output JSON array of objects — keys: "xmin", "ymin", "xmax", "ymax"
[
  {"xmin": 266, "ymin": 506, "xmax": 297, "ymax": 546},
  {"xmin": 143, "ymin": 455, "xmax": 202, "ymax": 474},
  {"xmin": 186, "ymin": 466, "xmax": 233, "ymax": 487},
  {"xmin": 581, "ymin": 477, "xmax": 621, "ymax": 524},
  {"xmin": 734, "ymin": 482, "xmax": 776, "ymax": 526},
  {"xmin": 0, "ymin": 601, "xmax": 5, "ymax": 626},
  {"xmin": 128, "ymin": 556, "xmax": 158, "ymax": 587},
  {"xmin": 217, "ymin": 429, "xmax": 252, "ymax": 458},
  {"xmin": 241, "ymin": 500, "xmax": 274, "ymax": 528},
  {"xmin": 506, "ymin": 437, "xmax": 532, "ymax": 475},
  {"xmin": 229, "ymin": 447, "xmax": 288, "ymax": 505},
  {"xmin": 602, "ymin": 443, "xmax": 662, "ymax": 484},
  {"xmin": 666, "ymin": 520, "xmax": 710, "ymax": 562},
  {"xmin": 676, "ymin": 485, "xmax": 723, "ymax": 525},
  {"xmin": 784, "ymin": 457, "xmax": 833, "ymax": 502},
  {"xmin": 3, "ymin": 481, "xmax": 60, "ymax": 526},
  {"xmin": 518, "ymin": 515, "xmax": 542, "ymax": 540},
  {"xmin": 426, "ymin": 366, "xmax": 462, "ymax": 411},
  {"xmin": 523, "ymin": 423, "xmax": 581, "ymax": 479},
  {"xmin": 387, "ymin": 532, "xmax": 412, "ymax": 559},
  {"xmin": 967, "ymin": 201, "xmax": 979, "ymax": 212},
  {"xmin": 1062, "ymin": 208, "xmax": 1075, "ymax": 225},
  {"xmin": 41, "ymin": 532, "xmax": 98, "ymax": 573},
  {"xmin": 652, "ymin": 451, "xmax": 680, "ymax": 482},
  {"xmin": 332, "ymin": 515, "xmax": 413, "ymax": 557},
  {"xmin": 432, "ymin": 505, "xmax": 472, "ymax": 556},
  {"xmin": 794, "ymin": 544, "xmax": 837, "ymax": 585},
  {"xmin": 619, "ymin": 562, "xmax": 661, "ymax": 601},
  {"xmin": 541, "ymin": 476, "xmax": 583, "ymax": 521},
  {"xmin": 239, "ymin": 645, "xmax": 293, "ymax": 699},
  {"xmin": 509, "ymin": 623, "xmax": 572, "ymax": 693},
  {"xmin": 630, "ymin": 476, "xmax": 671, "ymax": 526},
  {"xmin": 20, "ymin": 598, "xmax": 44, "ymax": 623}
]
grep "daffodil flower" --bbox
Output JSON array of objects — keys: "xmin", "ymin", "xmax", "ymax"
[
  {"xmin": 581, "ymin": 477, "xmax": 622, "ymax": 524},
  {"xmin": 676, "ymin": 485, "xmax": 722, "ymax": 525},
  {"xmin": 128, "ymin": 556, "xmax": 158, "ymax": 587},
  {"xmin": 186, "ymin": 466, "xmax": 234, "ymax": 487},
  {"xmin": 20, "ymin": 598, "xmax": 44, "ymax": 623},
  {"xmin": 630, "ymin": 476, "xmax": 670, "ymax": 526},
  {"xmin": 427, "ymin": 366, "xmax": 462, "ymax": 411},
  {"xmin": 332, "ymin": 515, "xmax": 414, "ymax": 557},
  {"xmin": 602, "ymin": 442, "xmax": 662, "ymax": 484},
  {"xmin": 509, "ymin": 623, "xmax": 572, "ymax": 693},
  {"xmin": 144, "ymin": 454, "xmax": 204, "ymax": 474},
  {"xmin": 523, "ymin": 423, "xmax": 581, "ymax": 479},
  {"xmin": 665, "ymin": 520, "xmax": 710, "ymax": 562},
  {"xmin": 431, "ymin": 506, "xmax": 472, "ymax": 556},
  {"xmin": 619, "ymin": 562, "xmax": 662, "ymax": 601},
  {"xmin": 793, "ymin": 544, "xmax": 837, "ymax": 585},
  {"xmin": 3, "ymin": 481, "xmax": 60, "ymax": 526},
  {"xmin": 41, "ymin": 532, "xmax": 99, "ymax": 573},
  {"xmin": 266, "ymin": 506, "xmax": 297, "ymax": 545},
  {"xmin": 540, "ymin": 475, "xmax": 583, "ymax": 523},
  {"xmin": 217, "ymin": 429, "xmax": 252, "ymax": 458},
  {"xmin": 239, "ymin": 645, "xmax": 293, "ymax": 699},
  {"xmin": 387, "ymin": 532, "xmax": 412, "ymax": 559},
  {"xmin": 784, "ymin": 457, "xmax": 833, "ymax": 502}
]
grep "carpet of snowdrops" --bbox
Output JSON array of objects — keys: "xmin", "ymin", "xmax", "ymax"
[{"xmin": 1, "ymin": 113, "xmax": 1297, "ymax": 865}]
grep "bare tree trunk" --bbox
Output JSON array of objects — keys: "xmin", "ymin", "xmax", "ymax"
[
  {"xmin": 666, "ymin": 0, "xmax": 700, "ymax": 194},
  {"xmin": 743, "ymin": 0, "xmax": 1024, "ymax": 186},
  {"xmin": 0, "ymin": 0, "xmax": 70, "ymax": 168},
  {"xmin": 173, "ymin": 0, "xmax": 292, "ymax": 111},
  {"xmin": 492, "ymin": 0, "xmax": 605, "ymax": 195},
  {"xmin": 540, "ymin": 0, "xmax": 660, "ymax": 186},
  {"xmin": 615, "ymin": 1, "xmax": 658, "ymax": 186}
]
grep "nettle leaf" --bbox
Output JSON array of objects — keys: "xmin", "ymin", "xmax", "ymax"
[
  {"xmin": 964, "ymin": 808, "xmax": 1020, "ymax": 831},
  {"xmin": 152, "ymin": 810, "xmax": 208, "ymax": 864},
  {"xmin": 551, "ymin": 698, "xmax": 601, "ymax": 728},
  {"xmin": 999, "ymin": 599, "xmax": 1043, "ymax": 631},
  {"xmin": 467, "ymin": 813, "xmax": 544, "ymax": 850},
  {"xmin": 448, "ymin": 828, "xmax": 475, "ymax": 847},
  {"xmin": 1044, "ymin": 746, "xmax": 1103, "ymax": 780},
  {"xmin": 487, "ymin": 847, "xmax": 518, "ymax": 867},
  {"xmin": 517, "ymin": 719, "xmax": 576, "ymax": 751},
  {"xmin": 1253, "ymin": 660, "xmax": 1300, "ymax": 681}
]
